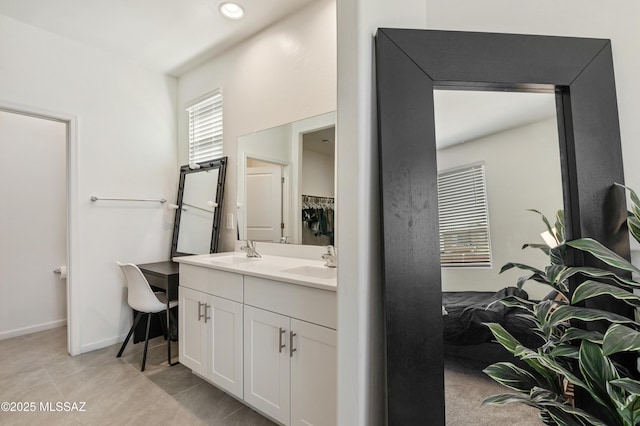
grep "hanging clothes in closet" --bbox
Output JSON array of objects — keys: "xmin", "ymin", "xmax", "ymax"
[{"xmin": 301, "ymin": 194, "xmax": 334, "ymax": 246}]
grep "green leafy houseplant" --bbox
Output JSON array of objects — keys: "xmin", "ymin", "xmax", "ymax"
[{"xmin": 483, "ymin": 184, "xmax": 640, "ymax": 426}]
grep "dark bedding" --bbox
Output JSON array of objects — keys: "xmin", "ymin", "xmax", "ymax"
[{"xmin": 442, "ymin": 287, "xmax": 541, "ymax": 347}]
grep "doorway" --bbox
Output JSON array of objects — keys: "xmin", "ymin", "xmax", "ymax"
[{"xmin": 0, "ymin": 104, "xmax": 77, "ymax": 355}]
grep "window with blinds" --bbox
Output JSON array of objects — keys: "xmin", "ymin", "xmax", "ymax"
[
  {"xmin": 187, "ymin": 91, "xmax": 223, "ymax": 163},
  {"xmin": 437, "ymin": 163, "xmax": 492, "ymax": 267}
]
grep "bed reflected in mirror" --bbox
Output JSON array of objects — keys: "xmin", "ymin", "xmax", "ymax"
[{"xmin": 434, "ymin": 90, "xmax": 562, "ymax": 424}]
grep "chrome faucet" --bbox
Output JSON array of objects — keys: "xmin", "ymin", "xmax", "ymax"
[
  {"xmin": 321, "ymin": 245, "xmax": 337, "ymax": 268},
  {"xmin": 279, "ymin": 236, "xmax": 289, "ymax": 244},
  {"xmin": 241, "ymin": 240, "xmax": 261, "ymax": 258}
]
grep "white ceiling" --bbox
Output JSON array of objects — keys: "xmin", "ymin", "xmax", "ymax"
[
  {"xmin": 0, "ymin": 2, "xmax": 557, "ymax": 142},
  {"xmin": 434, "ymin": 90, "xmax": 557, "ymax": 149},
  {"xmin": 0, "ymin": 0, "xmax": 314, "ymax": 76}
]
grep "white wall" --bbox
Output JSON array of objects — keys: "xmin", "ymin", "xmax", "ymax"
[
  {"xmin": 301, "ymin": 148, "xmax": 335, "ymax": 197},
  {"xmin": 438, "ymin": 118, "xmax": 563, "ymax": 300},
  {"xmin": 336, "ymin": 0, "xmax": 428, "ymax": 424},
  {"xmin": 0, "ymin": 15, "xmax": 178, "ymax": 353},
  {"xmin": 177, "ymin": 0, "xmax": 337, "ymax": 252},
  {"xmin": 0, "ymin": 111, "xmax": 67, "ymax": 338}
]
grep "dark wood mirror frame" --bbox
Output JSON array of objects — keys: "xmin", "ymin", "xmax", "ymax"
[
  {"xmin": 171, "ymin": 157, "xmax": 227, "ymax": 258},
  {"xmin": 376, "ymin": 29, "xmax": 631, "ymax": 425}
]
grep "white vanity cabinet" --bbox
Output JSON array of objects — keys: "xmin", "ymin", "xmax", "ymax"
[
  {"xmin": 244, "ymin": 305, "xmax": 337, "ymax": 426},
  {"xmin": 179, "ymin": 266, "xmax": 244, "ymax": 399},
  {"xmin": 176, "ymin": 254, "xmax": 337, "ymax": 426}
]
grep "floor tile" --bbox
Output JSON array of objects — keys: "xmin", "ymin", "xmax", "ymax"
[
  {"xmin": 0, "ymin": 327, "xmax": 275, "ymax": 426},
  {"xmin": 173, "ymin": 382, "xmax": 245, "ymax": 424},
  {"xmin": 221, "ymin": 406, "xmax": 278, "ymax": 426},
  {"xmin": 146, "ymin": 363, "xmax": 206, "ymax": 396}
]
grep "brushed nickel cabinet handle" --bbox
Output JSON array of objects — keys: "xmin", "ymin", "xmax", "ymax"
[
  {"xmin": 290, "ymin": 331, "xmax": 297, "ymax": 357},
  {"xmin": 204, "ymin": 303, "xmax": 211, "ymax": 323},
  {"xmin": 279, "ymin": 327, "xmax": 286, "ymax": 353},
  {"xmin": 198, "ymin": 301, "xmax": 204, "ymax": 321}
]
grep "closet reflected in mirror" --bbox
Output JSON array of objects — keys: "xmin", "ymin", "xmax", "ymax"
[
  {"xmin": 434, "ymin": 90, "xmax": 562, "ymax": 424},
  {"xmin": 237, "ymin": 111, "xmax": 336, "ymax": 246},
  {"xmin": 171, "ymin": 157, "xmax": 227, "ymax": 257}
]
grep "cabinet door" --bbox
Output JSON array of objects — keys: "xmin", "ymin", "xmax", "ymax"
[
  {"xmin": 206, "ymin": 295, "xmax": 243, "ymax": 399},
  {"xmin": 179, "ymin": 287, "xmax": 206, "ymax": 375},
  {"xmin": 290, "ymin": 319, "xmax": 337, "ymax": 426},
  {"xmin": 244, "ymin": 306, "xmax": 290, "ymax": 425}
]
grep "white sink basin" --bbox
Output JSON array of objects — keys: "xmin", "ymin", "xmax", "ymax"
[
  {"xmin": 208, "ymin": 255, "xmax": 260, "ymax": 265},
  {"xmin": 281, "ymin": 265, "xmax": 337, "ymax": 279}
]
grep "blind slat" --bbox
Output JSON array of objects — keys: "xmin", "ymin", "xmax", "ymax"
[
  {"xmin": 188, "ymin": 92, "xmax": 223, "ymax": 163},
  {"xmin": 437, "ymin": 163, "xmax": 491, "ymax": 267}
]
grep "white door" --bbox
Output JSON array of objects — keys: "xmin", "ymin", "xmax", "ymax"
[
  {"xmin": 246, "ymin": 166, "xmax": 282, "ymax": 242},
  {"xmin": 0, "ymin": 111, "xmax": 67, "ymax": 339},
  {"xmin": 207, "ymin": 295, "xmax": 243, "ymax": 399},
  {"xmin": 179, "ymin": 287, "xmax": 206, "ymax": 375},
  {"xmin": 244, "ymin": 306, "xmax": 290, "ymax": 425},
  {"xmin": 290, "ymin": 319, "xmax": 337, "ymax": 426}
]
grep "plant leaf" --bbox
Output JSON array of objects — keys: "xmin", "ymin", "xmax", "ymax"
[
  {"xmin": 485, "ymin": 323, "xmax": 553, "ymax": 381},
  {"xmin": 609, "ymin": 378, "xmax": 640, "ymax": 396},
  {"xmin": 548, "ymin": 344, "xmax": 579, "ymax": 359},
  {"xmin": 560, "ymin": 328, "xmax": 604, "ymax": 345},
  {"xmin": 578, "ymin": 340, "xmax": 620, "ymax": 416},
  {"xmin": 572, "ymin": 280, "xmax": 640, "ymax": 307},
  {"xmin": 616, "ymin": 183, "xmax": 640, "ymax": 221},
  {"xmin": 483, "ymin": 362, "xmax": 541, "ymax": 393},
  {"xmin": 566, "ymin": 238, "xmax": 640, "ymax": 275},
  {"xmin": 603, "ymin": 324, "xmax": 640, "ymax": 356},
  {"xmin": 555, "ymin": 210, "xmax": 565, "ymax": 243},
  {"xmin": 628, "ymin": 216, "xmax": 640, "ymax": 247},
  {"xmin": 501, "ymin": 262, "xmax": 546, "ymax": 277},
  {"xmin": 559, "ymin": 266, "xmax": 639, "ymax": 290},
  {"xmin": 548, "ymin": 305, "xmax": 637, "ymax": 328},
  {"xmin": 528, "ymin": 209, "xmax": 555, "ymax": 239}
]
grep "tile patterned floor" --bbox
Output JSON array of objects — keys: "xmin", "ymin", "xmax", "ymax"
[{"xmin": 0, "ymin": 327, "xmax": 277, "ymax": 426}]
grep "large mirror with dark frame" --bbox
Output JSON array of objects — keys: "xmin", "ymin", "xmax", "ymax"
[
  {"xmin": 376, "ymin": 29, "xmax": 630, "ymax": 425},
  {"xmin": 171, "ymin": 157, "xmax": 227, "ymax": 257}
]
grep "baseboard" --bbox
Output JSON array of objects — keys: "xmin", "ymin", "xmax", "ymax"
[
  {"xmin": 0, "ymin": 319, "xmax": 67, "ymax": 340},
  {"xmin": 80, "ymin": 334, "xmax": 127, "ymax": 354}
]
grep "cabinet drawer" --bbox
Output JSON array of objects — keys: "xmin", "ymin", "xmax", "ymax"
[
  {"xmin": 179, "ymin": 264, "xmax": 243, "ymax": 302},
  {"xmin": 244, "ymin": 276, "xmax": 336, "ymax": 329}
]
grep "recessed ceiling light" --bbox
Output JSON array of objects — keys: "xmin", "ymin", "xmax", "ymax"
[{"xmin": 219, "ymin": 2, "xmax": 244, "ymax": 20}]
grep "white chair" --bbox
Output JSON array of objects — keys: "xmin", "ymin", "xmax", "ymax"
[{"xmin": 116, "ymin": 261, "xmax": 178, "ymax": 371}]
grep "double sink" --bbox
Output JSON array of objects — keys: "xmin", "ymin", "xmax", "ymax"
[{"xmin": 176, "ymin": 252, "xmax": 337, "ymax": 291}]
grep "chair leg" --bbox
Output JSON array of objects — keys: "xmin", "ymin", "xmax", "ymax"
[
  {"xmin": 141, "ymin": 313, "xmax": 152, "ymax": 372},
  {"xmin": 117, "ymin": 311, "xmax": 143, "ymax": 358},
  {"xmin": 158, "ymin": 311, "xmax": 168, "ymax": 340}
]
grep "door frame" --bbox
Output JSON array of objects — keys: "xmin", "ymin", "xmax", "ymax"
[
  {"xmin": 238, "ymin": 152, "xmax": 291, "ymax": 242},
  {"xmin": 0, "ymin": 100, "xmax": 80, "ymax": 356}
]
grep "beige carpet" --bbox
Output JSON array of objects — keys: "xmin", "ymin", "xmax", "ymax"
[{"xmin": 445, "ymin": 356, "xmax": 542, "ymax": 425}]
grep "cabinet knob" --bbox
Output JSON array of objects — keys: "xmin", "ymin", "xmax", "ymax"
[
  {"xmin": 290, "ymin": 332, "xmax": 297, "ymax": 357},
  {"xmin": 279, "ymin": 327, "xmax": 286, "ymax": 353}
]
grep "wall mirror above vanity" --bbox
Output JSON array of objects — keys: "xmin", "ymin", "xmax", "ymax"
[
  {"xmin": 171, "ymin": 157, "xmax": 227, "ymax": 257},
  {"xmin": 237, "ymin": 111, "xmax": 336, "ymax": 246}
]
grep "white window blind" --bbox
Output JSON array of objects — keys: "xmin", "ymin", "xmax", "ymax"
[
  {"xmin": 187, "ymin": 91, "xmax": 223, "ymax": 163},
  {"xmin": 438, "ymin": 163, "xmax": 492, "ymax": 267}
]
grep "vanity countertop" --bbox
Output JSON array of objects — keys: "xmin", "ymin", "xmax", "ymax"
[{"xmin": 173, "ymin": 252, "xmax": 337, "ymax": 292}]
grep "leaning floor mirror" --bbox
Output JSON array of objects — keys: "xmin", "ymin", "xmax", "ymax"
[
  {"xmin": 376, "ymin": 29, "xmax": 630, "ymax": 425},
  {"xmin": 171, "ymin": 157, "xmax": 227, "ymax": 257}
]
